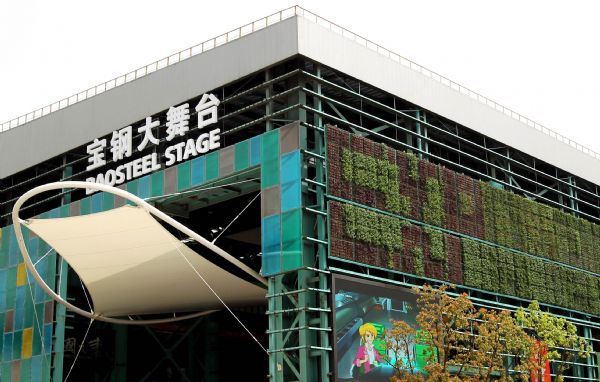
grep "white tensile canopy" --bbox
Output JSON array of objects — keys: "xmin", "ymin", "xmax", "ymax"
[
  {"xmin": 25, "ymin": 204, "xmax": 265, "ymax": 317},
  {"xmin": 12, "ymin": 181, "xmax": 268, "ymax": 326}
]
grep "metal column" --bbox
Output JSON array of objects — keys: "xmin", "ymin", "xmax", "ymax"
[{"xmin": 266, "ymin": 65, "xmax": 332, "ymax": 382}]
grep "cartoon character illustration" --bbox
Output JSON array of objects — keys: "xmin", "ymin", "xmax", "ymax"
[{"xmin": 352, "ymin": 323, "xmax": 383, "ymax": 375}]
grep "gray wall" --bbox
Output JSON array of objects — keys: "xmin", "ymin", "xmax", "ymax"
[
  {"xmin": 0, "ymin": 17, "xmax": 299, "ymax": 178},
  {"xmin": 3, "ymin": 14, "xmax": 599, "ymax": 187},
  {"xmin": 296, "ymin": 17, "xmax": 600, "ymax": 186}
]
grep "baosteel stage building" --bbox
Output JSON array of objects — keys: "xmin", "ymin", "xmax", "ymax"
[{"xmin": 0, "ymin": 7, "xmax": 599, "ymax": 382}]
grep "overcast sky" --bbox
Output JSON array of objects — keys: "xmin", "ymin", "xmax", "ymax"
[{"xmin": 1, "ymin": 0, "xmax": 599, "ymax": 156}]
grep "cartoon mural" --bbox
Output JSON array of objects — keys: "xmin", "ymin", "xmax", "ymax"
[{"xmin": 333, "ymin": 275, "xmax": 425, "ymax": 381}]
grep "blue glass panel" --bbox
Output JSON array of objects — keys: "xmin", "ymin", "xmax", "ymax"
[
  {"xmin": 280, "ymin": 151, "xmax": 300, "ymax": 183},
  {"xmin": 250, "ymin": 135, "xmax": 261, "ymax": 166},
  {"xmin": 191, "ymin": 156, "xmax": 205, "ymax": 186},
  {"xmin": 280, "ymin": 151, "xmax": 302, "ymax": 212},
  {"xmin": 138, "ymin": 175, "xmax": 152, "ymax": 199},
  {"xmin": 31, "ymin": 355, "xmax": 42, "ymax": 381},
  {"xmin": 281, "ymin": 179, "xmax": 301, "ymax": 213},
  {"xmin": 43, "ymin": 324, "xmax": 52, "ymax": 352},
  {"xmin": 261, "ymin": 215, "xmax": 281, "ymax": 276}
]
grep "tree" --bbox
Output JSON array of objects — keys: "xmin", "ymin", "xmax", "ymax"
[
  {"xmin": 383, "ymin": 319, "xmax": 422, "ymax": 382},
  {"xmin": 384, "ymin": 284, "xmax": 543, "ymax": 382},
  {"xmin": 515, "ymin": 301, "xmax": 592, "ymax": 382},
  {"xmin": 472, "ymin": 308, "xmax": 540, "ymax": 382},
  {"xmin": 413, "ymin": 284, "xmax": 476, "ymax": 381}
]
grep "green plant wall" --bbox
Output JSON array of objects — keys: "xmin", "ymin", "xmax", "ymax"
[{"xmin": 327, "ymin": 126, "xmax": 600, "ymax": 316}]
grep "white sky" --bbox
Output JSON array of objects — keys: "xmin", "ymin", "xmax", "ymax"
[{"xmin": 1, "ymin": 0, "xmax": 599, "ymax": 155}]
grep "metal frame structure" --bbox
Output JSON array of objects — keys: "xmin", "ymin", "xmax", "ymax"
[{"xmin": 1, "ymin": 54, "xmax": 600, "ymax": 380}]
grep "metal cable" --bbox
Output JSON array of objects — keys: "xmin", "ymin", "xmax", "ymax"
[
  {"xmin": 212, "ymin": 191, "xmax": 260, "ymax": 244},
  {"xmin": 166, "ymin": 234, "xmax": 267, "ymax": 354}
]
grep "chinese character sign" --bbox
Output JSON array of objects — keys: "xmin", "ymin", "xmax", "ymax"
[
  {"xmin": 195, "ymin": 94, "xmax": 220, "ymax": 130},
  {"xmin": 85, "ymin": 93, "xmax": 221, "ymax": 193}
]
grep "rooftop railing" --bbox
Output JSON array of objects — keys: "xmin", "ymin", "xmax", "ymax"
[{"xmin": 2, "ymin": 6, "xmax": 599, "ymax": 162}]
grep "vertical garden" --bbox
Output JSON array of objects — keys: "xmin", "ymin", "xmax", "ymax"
[{"xmin": 327, "ymin": 126, "xmax": 600, "ymax": 315}]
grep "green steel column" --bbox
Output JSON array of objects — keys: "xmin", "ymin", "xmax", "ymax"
[
  {"xmin": 111, "ymin": 325, "xmax": 128, "ymax": 382},
  {"xmin": 51, "ymin": 258, "xmax": 68, "ymax": 381},
  {"xmin": 314, "ymin": 64, "xmax": 331, "ymax": 382},
  {"xmin": 268, "ymin": 276, "xmax": 284, "ymax": 382}
]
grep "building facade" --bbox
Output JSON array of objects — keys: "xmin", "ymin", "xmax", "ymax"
[{"xmin": 0, "ymin": 7, "xmax": 598, "ymax": 381}]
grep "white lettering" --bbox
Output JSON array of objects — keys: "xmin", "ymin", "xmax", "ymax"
[
  {"xmin": 115, "ymin": 165, "xmax": 126, "ymax": 184},
  {"xmin": 132, "ymin": 158, "xmax": 143, "ymax": 178},
  {"xmin": 209, "ymin": 128, "xmax": 221, "ymax": 150},
  {"xmin": 142, "ymin": 155, "xmax": 154, "ymax": 174},
  {"xmin": 196, "ymin": 133, "xmax": 210, "ymax": 153},
  {"xmin": 85, "ymin": 177, "xmax": 97, "ymax": 195},
  {"xmin": 165, "ymin": 146, "xmax": 177, "ymax": 166},
  {"xmin": 105, "ymin": 169, "xmax": 116, "ymax": 186},
  {"xmin": 151, "ymin": 153, "xmax": 161, "ymax": 171},
  {"xmin": 183, "ymin": 138, "xmax": 198, "ymax": 160}
]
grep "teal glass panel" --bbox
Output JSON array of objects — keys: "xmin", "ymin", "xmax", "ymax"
[
  {"xmin": 151, "ymin": 171, "xmax": 164, "ymax": 197},
  {"xmin": 12, "ymin": 330, "xmax": 21, "ymax": 360},
  {"xmin": 3, "ymin": 333, "xmax": 12, "ymax": 361},
  {"xmin": 34, "ymin": 259, "xmax": 47, "ymax": 303},
  {"xmin": 1, "ymin": 362, "xmax": 10, "ymax": 381},
  {"xmin": 23, "ymin": 291, "xmax": 33, "ymax": 328},
  {"xmin": 14, "ymin": 287, "xmax": 25, "ymax": 330},
  {"xmin": 8, "ymin": 227, "xmax": 19, "ymax": 267},
  {"xmin": 27, "ymin": 238, "xmax": 39, "ymax": 264},
  {"xmin": 0, "ymin": 225, "xmax": 10, "ymax": 268},
  {"xmin": 0, "ymin": 312, "xmax": 4, "ymax": 347},
  {"xmin": 191, "ymin": 156, "xmax": 205, "ymax": 186},
  {"xmin": 126, "ymin": 179, "xmax": 139, "ymax": 199},
  {"xmin": 20, "ymin": 358, "xmax": 31, "ymax": 381},
  {"xmin": 280, "ymin": 151, "xmax": 301, "ymax": 212},
  {"xmin": 0, "ymin": 271, "xmax": 6, "ymax": 311},
  {"xmin": 261, "ymin": 215, "xmax": 281, "ymax": 276},
  {"xmin": 80, "ymin": 197, "xmax": 91, "ymax": 215},
  {"xmin": 234, "ymin": 140, "xmax": 250, "ymax": 171},
  {"xmin": 281, "ymin": 208, "xmax": 302, "ymax": 271},
  {"xmin": 102, "ymin": 193, "xmax": 114, "ymax": 211},
  {"xmin": 44, "ymin": 255, "xmax": 56, "ymax": 292},
  {"xmin": 177, "ymin": 161, "xmax": 191, "ymax": 191},
  {"xmin": 261, "ymin": 130, "xmax": 280, "ymax": 188},
  {"xmin": 31, "ymin": 355, "xmax": 42, "ymax": 381},
  {"xmin": 59, "ymin": 205, "xmax": 69, "ymax": 218},
  {"xmin": 205, "ymin": 152, "xmax": 219, "ymax": 181},
  {"xmin": 48, "ymin": 208, "xmax": 59, "ymax": 219},
  {"xmin": 250, "ymin": 135, "xmax": 261, "ymax": 166},
  {"xmin": 6, "ymin": 268, "xmax": 16, "ymax": 309},
  {"xmin": 91, "ymin": 193, "xmax": 102, "ymax": 213},
  {"xmin": 43, "ymin": 324, "xmax": 52, "ymax": 353},
  {"xmin": 138, "ymin": 175, "xmax": 151, "ymax": 199}
]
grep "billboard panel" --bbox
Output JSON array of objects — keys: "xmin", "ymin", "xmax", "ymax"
[{"xmin": 332, "ymin": 274, "xmax": 427, "ymax": 381}]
